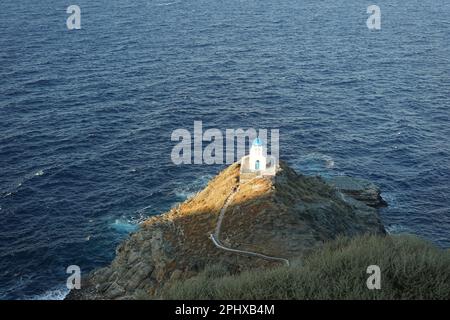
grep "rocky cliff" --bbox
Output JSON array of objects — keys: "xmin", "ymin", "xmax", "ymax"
[{"xmin": 67, "ymin": 161, "xmax": 386, "ymax": 300}]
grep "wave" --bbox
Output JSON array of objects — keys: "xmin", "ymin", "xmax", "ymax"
[
  {"xmin": 34, "ymin": 170, "xmax": 44, "ymax": 177},
  {"xmin": 293, "ymin": 153, "xmax": 336, "ymax": 175},
  {"xmin": 108, "ymin": 174, "xmax": 214, "ymax": 234},
  {"xmin": 385, "ymin": 224, "xmax": 414, "ymax": 235},
  {"xmin": 172, "ymin": 174, "xmax": 213, "ymax": 200},
  {"xmin": 379, "ymin": 192, "xmax": 397, "ymax": 208},
  {"xmin": 29, "ymin": 286, "xmax": 69, "ymax": 300},
  {"xmin": 155, "ymin": 1, "xmax": 179, "ymax": 6},
  {"xmin": 111, "ymin": 219, "xmax": 139, "ymax": 233},
  {"xmin": 2, "ymin": 168, "xmax": 46, "ymax": 198}
]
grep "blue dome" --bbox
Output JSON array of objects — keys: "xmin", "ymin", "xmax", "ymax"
[{"xmin": 252, "ymin": 137, "xmax": 263, "ymax": 146}]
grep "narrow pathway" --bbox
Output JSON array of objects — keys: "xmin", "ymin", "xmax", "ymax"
[
  {"xmin": 214, "ymin": 187, "xmax": 238, "ymax": 239},
  {"xmin": 210, "ymin": 185, "xmax": 290, "ymax": 266}
]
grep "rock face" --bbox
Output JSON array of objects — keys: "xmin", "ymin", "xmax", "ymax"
[
  {"xmin": 66, "ymin": 161, "xmax": 386, "ymax": 300},
  {"xmin": 325, "ymin": 176, "xmax": 388, "ymax": 208}
]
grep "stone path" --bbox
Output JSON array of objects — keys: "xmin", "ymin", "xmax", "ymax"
[{"xmin": 210, "ymin": 185, "xmax": 290, "ymax": 266}]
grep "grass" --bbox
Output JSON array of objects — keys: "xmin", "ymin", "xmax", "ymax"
[{"xmin": 163, "ymin": 234, "xmax": 450, "ymax": 300}]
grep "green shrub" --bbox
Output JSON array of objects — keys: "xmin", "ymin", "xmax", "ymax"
[
  {"xmin": 201, "ymin": 263, "xmax": 231, "ymax": 279},
  {"xmin": 163, "ymin": 234, "xmax": 450, "ymax": 300}
]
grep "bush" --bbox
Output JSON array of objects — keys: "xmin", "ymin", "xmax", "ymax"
[{"xmin": 163, "ymin": 234, "xmax": 450, "ymax": 300}]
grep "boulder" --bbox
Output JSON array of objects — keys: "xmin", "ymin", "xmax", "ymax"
[{"xmin": 325, "ymin": 176, "xmax": 387, "ymax": 208}]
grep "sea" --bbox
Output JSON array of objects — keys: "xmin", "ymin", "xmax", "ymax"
[{"xmin": 0, "ymin": 0, "xmax": 449, "ymax": 299}]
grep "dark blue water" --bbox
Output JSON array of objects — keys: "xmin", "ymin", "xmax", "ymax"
[{"xmin": 0, "ymin": 0, "xmax": 449, "ymax": 299}]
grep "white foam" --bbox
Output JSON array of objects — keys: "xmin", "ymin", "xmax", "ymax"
[
  {"xmin": 380, "ymin": 192, "xmax": 397, "ymax": 208},
  {"xmin": 136, "ymin": 204, "xmax": 153, "ymax": 214},
  {"xmin": 325, "ymin": 159, "xmax": 335, "ymax": 168},
  {"xmin": 294, "ymin": 152, "xmax": 336, "ymax": 173},
  {"xmin": 386, "ymin": 224, "xmax": 413, "ymax": 235},
  {"xmin": 111, "ymin": 219, "xmax": 139, "ymax": 233},
  {"xmin": 30, "ymin": 287, "xmax": 69, "ymax": 300},
  {"xmin": 156, "ymin": 1, "xmax": 178, "ymax": 6},
  {"xmin": 3, "ymin": 168, "xmax": 46, "ymax": 197},
  {"xmin": 173, "ymin": 174, "xmax": 212, "ymax": 200}
]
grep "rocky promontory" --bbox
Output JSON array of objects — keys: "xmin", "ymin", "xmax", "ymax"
[{"xmin": 67, "ymin": 161, "xmax": 386, "ymax": 300}]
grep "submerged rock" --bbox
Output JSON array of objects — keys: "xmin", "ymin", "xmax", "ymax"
[{"xmin": 67, "ymin": 161, "xmax": 386, "ymax": 300}]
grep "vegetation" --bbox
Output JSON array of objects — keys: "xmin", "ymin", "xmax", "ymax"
[{"xmin": 163, "ymin": 234, "xmax": 450, "ymax": 300}]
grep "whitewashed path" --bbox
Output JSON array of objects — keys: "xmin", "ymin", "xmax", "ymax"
[{"xmin": 210, "ymin": 185, "xmax": 290, "ymax": 266}]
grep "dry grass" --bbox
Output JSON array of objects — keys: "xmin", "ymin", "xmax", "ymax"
[{"xmin": 163, "ymin": 234, "xmax": 450, "ymax": 300}]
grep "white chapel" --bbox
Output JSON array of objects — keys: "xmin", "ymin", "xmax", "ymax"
[{"xmin": 239, "ymin": 137, "xmax": 277, "ymax": 181}]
